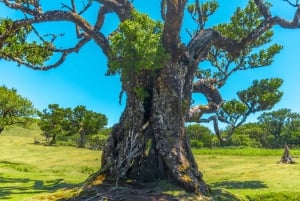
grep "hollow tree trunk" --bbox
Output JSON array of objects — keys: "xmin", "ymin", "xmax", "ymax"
[
  {"xmin": 100, "ymin": 61, "xmax": 209, "ymax": 196},
  {"xmin": 151, "ymin": 62, "xmax": 208, "ymax": 193}
]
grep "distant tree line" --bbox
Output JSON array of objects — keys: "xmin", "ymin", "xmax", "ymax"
[
  {"xmin": 187, "ymin": 108, "xmax": 300, "ymax": 149},
  {"xmin": 1, "ymin": 85, "xmax": 300, "ymax": 149},
  {"xmin": 0, "ymin": 85, "xmax": 109, "ymax": 148},
  {"xmin": 37, "ymin": 104, "xmax": 108, "ymax": 147}
]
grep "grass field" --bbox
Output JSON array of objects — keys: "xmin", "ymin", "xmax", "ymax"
[
  {"xmin": 195, "ymin": 154, "xmax": 300, "ymax": 200},
  {"xmin": 0, "ymin": 127, "xmax": 100, "ymax": 201},
  {"xmin": 1, "ymin": 127, "xmax": 300, "ymax": 200}
]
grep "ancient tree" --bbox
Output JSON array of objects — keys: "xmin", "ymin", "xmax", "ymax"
[{"xmin": 1, "ymin": 0, "xmax": 300, "ymax": 196}]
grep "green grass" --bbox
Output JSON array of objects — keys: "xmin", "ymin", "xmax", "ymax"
[
  {"xmin": 1, "ymin": 126, "xmax": 300, "ymax": 200},
  {"xmin": 195, "ymin": 152, "xmax": 300, "ymax": 200},
  {"xmin": 0, "ymin": 127, "xmax": 100, "ymax": 201},
  {"xmin": 193, "ymin": 147, "xmax": 300, "ymax": 156}
]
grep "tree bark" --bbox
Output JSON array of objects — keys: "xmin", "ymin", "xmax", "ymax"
[
  {"xmin": 78, "ymin": 130, "xmax": 86, "ymax": 148},
  {"xmin": 49, "ymin": 134, "xmax": 56, "ymax": 146},
  {"xmin": 100, "ymin": 61, "xmax": 209, "ymax": 196}
]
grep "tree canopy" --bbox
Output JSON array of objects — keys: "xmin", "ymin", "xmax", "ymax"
[
  {"xmin": 258, "ymin": 108, "xmax": 300, "ymax": 148},
  {"xmin": 0, "ymin": 85, "xmax": 35, "ymax": 133},
  {"xmin": 70, "ymin": 105, "xmax": 108, "ymax": 147},
  {"xmin": 38, "ymin": 104, "xmax": 107, "ymax": 146},
  {"xmin": 38, "ymin": 104, "xmax": 71, "ymax": 145}
]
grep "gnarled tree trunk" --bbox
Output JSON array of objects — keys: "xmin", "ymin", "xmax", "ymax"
[{"xmin": 100, "ymin": 61, "xmax": 209, "ymax": 195}]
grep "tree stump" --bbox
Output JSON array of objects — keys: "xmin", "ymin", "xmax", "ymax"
[{"xmin": 280, "ymin": 144, "xmax": 295, "ymax": 164}]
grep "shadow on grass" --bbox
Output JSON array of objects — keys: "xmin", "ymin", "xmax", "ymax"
[
  {"xmin": 0, "ymin": 174, "xmax": 79, "ymax": 200},
  {"xmin": 64, "ymin": 176, "xmax": 244, "ymax": 201},
  {"xmin": 212, "ymin": 180, "xmax": 268, "ymax": 189}
]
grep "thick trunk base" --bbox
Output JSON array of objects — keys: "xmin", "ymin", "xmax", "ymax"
[{"xmin": 100, "ymin": 63, "xmax": 210, "ymax": 196}]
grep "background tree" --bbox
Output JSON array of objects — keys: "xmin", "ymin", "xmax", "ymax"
[
  {"xmin": 38, "ymin": 104, "xmax": 71, "ymax": 145},
  {"xmin": 70, "ymin": 105, "xmax": 107, "ymax": 148},
  {"xmin": 186, "ymin": 124, "xmax": 213, "ymax": 148},
  {"xmin": 187, "ymin": 1, "xmax": 284, "ymax": 144},
  {"xmin": 1, "ymin": 0, "xmax": 300, "ymax": 196},
  {"xmin": 206, "ymin": 78, "xmax": 283, "ymax": 144},
  {"xmin": 258, "ymin": 108, "xmax": 300, "ymax": 148},
  {"xmin": 222, "ymin": 122, "xmax": 265, "ymax": 147},
  {"xmin": 86, "ymin": 127, "xmax": 112, "ymax": 150},
  {"xmin": 282, "ymin": 112, "xmax": 300, "ymax": 147},
  {"xmin": 0, "ymin": 85, "xmax": 35, "ymax": 133}
]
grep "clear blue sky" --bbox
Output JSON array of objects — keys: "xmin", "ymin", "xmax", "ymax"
[{"xmin": 0, "ymin": 0, "xmax": 300, "ymax": 127}]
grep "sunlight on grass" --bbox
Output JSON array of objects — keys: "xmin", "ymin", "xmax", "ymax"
[
  {"xmin": 1, "ymin": 127, "xmax": 300, "ymax": 200},
  {"xmin": 196, "ymin": 153, "xmax": 300, "ymax": 200},
  {"xmin": 0, "ymin": 128, "xmax": 100, "ymax": 201}
]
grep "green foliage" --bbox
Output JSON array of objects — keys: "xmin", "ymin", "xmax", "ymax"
[
  {"xmin": 216, "ymin": 78, "xmax": 283, "ymax": 141},
  {"xmin": 222, "ymin": 100, "xmax": 248, "ymax": 116},
  {"xmin": 70, "ymin": 105, "xmax": 107, "ymax": 147},
  {"xmin": 238, "ymin": 78, "xmax": 283, "ymax": 112},
  {"xmin": 187, "ymin": 1, "xmax": 219, "ymax": 28},
  {"xmin": 107, "ymin": 9, "xmax": 168, "ymax": 81},
  {"xmin": 215, "ymin": 0, "xmax": 270, "ymax": 41},
  {"xmin": 224, "ymin": 123, "xmax": 264, "ymax": 147},
  {"xmin": 0, "ymin": 18, "xmax": 53, "ymax": 66},
  {"xmin": 202, "ymin": 0, "xmax": 282, "ymax": 83},
  {"xmin": 86, "ymin": 128, "xmax": 111, "ymax": 150},
  {"xmin": 258, "ymin": 108, "xmax": 300, "ymax": 148},
  {"xmin": 186, "ymin": 124, "xmax": 213, "ymax": 148},
  {"xmin": 219, "ymin": 109, "xmax": 300, "ymax": 148},
  {"xmin": 37, "ymin": 104, "xmax": 70, "ymax": 145},
  {"xmin": 0, "ymin": 85, "xmax": 35, "ymax": 133},
  {"xmin": 38, "ymin": 104, "xmax": 107, "ymax": 147}
]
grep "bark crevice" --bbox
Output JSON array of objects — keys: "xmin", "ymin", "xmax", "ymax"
[{"xmin": 100, "ymin": 62, "xmax": 209, "ymax": 196}]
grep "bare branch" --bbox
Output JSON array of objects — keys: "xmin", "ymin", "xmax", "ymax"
[
  {"xmin": 0, "ymin": 35, "xmax": 91, "ymax": 71},
  {"xmin": 161, "ymin": 0, "xmax": 167, "ymax": 20},
  {"xmin": 94, "ymin": 5, "xmax": 111, "ymax": 30},
  {"xmin": 94, "ymin": 0, "xmax": 132, "ymax": 21},
  {"xmin": 195, "ymin": 0, "xmax": 204, "ymax": 30},
  {"xmin": 283, "ymin": 0, "xmax": 299, "ymax": 7},
  {"xmin": 199, "ymin": 115, "xmax": 226, "ymax": 142},
  {"xmin": 7, "ymin": 10, "xmax": 110, "ymax": 56},
  {"xmin": 187, "ymin": 78, "xmax": 223, "ymax": 122},
  {"xmin": 78, "ymin": 0, "xmax": 93, "ymax": 15},
  {"xmin": 1, "ymin": 0, "xmax": 40, "ymax": 15},
  {"xmin": 254, "ymin": 0, "xmax": 300, "ymax": 28},
  {"xmin": 189, "ymin": 0, "xmax": 300, "ymax": 64}
]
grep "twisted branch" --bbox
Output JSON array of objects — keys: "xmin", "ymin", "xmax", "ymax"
[{"xmin": 0, "ymin": 0, "xmax": 133, "ymax": 70}]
